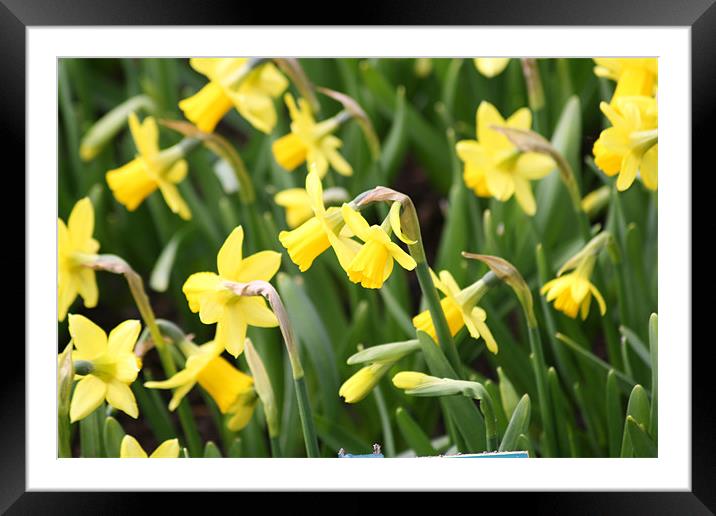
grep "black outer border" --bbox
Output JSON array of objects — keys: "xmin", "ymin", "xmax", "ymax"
[{"xmin": 3, "ymin": 1, "xmax": 712, "ymax": 512}]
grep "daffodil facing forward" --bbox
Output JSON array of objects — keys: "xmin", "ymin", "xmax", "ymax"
[
  {"xmin": 340, "ymin": 204, "xmax": 417, "ymax": 289},
  {"xmin": 593, "ymin": 58, "xmax": 657, "ymax": 101},
  {"xmin": 145, "ymin": 340, "xmax": 257, "ymax": 431},
  {"xmin": 67, "ymin": 314, "xmax": 141, "ymax": 422},
  {"xmin": 179, "ymin": 58, "xmax": 288, "ymax": 134},
  {"xmin": 473, "ymin": 58, "xmax": 511, "ymax": 78},
  {"xmin": 412, "ymin": 270, "xmax": 498, "ymax": 353},
  {"xmin": 593, "ymin": 96, "xmax": 658, "ymax": 191},
  {"xmin": 182, "ymin": 226, "xmax": 281, "ymax": 357},
  {"xmin": 106, "ymin": 113, "xmax": 192, "ymax": 220},
  {"xmin": 120, "ymin": 435, "xmax": 180, "ymax": 458},
  {"xmin": 541, "ymin": 233, "xmax": 611, "ymax": 320},
  {"xmin": 58, "ymin": 198, "xmax": 100, "ymax": 321},
  {"xmin": 456, "ymin": 101, "xmax": 555, "ymax": 215},
  {"xmin": 278, "ymin": 172, "xmax": 359, "ymax": 272},
  {"xmin": 272, "ymin": 93, "xmax": 352, "ymax": 178}
]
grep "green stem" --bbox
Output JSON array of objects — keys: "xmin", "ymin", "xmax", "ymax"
[
  {"xmin": 270, "ymin": 436, "xmax": 282, "ymax": 458},
  {"xmin": 527, "ymin": 325, "xmax": 557, "ymax": 457},
  {"xmin": 373, "ymin": 384, "xmax": 396, "ymax": 457},
  {"xmin": 294, "ymin": 376, "xmax": 320, "ymax": 458}
]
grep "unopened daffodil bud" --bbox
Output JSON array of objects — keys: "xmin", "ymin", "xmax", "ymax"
[
  {"xmin": 346, "ymin": 339, "xmax": 420, "ymax": 366},
  {"xmin": 339, "ymin": 362, "xmax": 393, "ymax": 404},
  {"xmin": 474, "ymin": 58, "xmax": 511, "ymax": 78},
  {"xmin": 581, "ymin": 186, "xmax": 611, "ymax": 219}
]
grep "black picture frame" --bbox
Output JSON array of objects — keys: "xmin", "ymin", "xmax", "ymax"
[{"xmin": 3, "ymin": 1, "xmax": 710, "ymax": 512}]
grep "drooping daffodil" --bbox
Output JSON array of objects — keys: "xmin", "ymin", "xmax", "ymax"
[
  {"xmin": 272, "ymin": 93, "xmax": 352, "ymax": 178},
  {"xmin": 592, "ymin": 96, "xmax": 658, "ymax": 191},
  {"xmin": 278, "ymin": 171, "xmax": 359, "ymax": 272},
  {"xmin": 179, "ymin": 58, "xmax": 288, "ymax": 134},
  {"xmin": 412, "ymin": 269, "xmax": 498, "ymax": 354},
  {"xmin": 67, "ymin": 314, "xmax": 142, "ymax": 422},
  {"xmin": 120, "ymin": 435, "xmax": 180, "ymax": 458},
  {"xmin": 340, "ymin": 204, "xmax": 417, "ymax": 289},
  {"xmin": 145, "ymin": 340, "xmax": 257, "ymax": 431},
  {"xmin": 58, "ymin": 197, "xmax": 100, "ymax": 321},
  {"xmin": 456, "ymin": 101, "xmax": 555, "ymax": 216},
  {"xmin": 182, "ymin": 226, "xmax": 281, "ymax": 357},
  {"xmin": 106, "ymin": 113, "xmax": 192, "ymax": 220}
]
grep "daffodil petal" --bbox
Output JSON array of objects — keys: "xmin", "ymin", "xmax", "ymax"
[
  {"xmin": 216, "ymin": 306, "xmax": 248, "ymax": 357},
  {"xmin": 70, "ymin": 375, "xmax": 107, "ymax": 422},
  {"xmin": 217, "ymin": 226, "xmax": 244, "ymax": 280},
  {"xmin": 386, "ymin": 242, "xmax": 417, "ymax": 271},
  {"xmin": 239, "ymin": 297, "xmax": 279, "ymax": 328},
  {"xmin": 107, "ymin": 319, "xmax": 141, "ymax": 356},
  {"xmin": 234, "ymin": 251, "xmax": 282, "ymax": 283},
  {"xmin": 68, "ymin": 197, "xmax": 95, "ymax": 249},
  {"xmin": 513, "ymin": 177, "xmax": 537, "ymax": 216},
  {"xmin": 149, "ymin": 439, "xmax": 181, "ymax": 458},
  {"xmin": 389, "ymin": 202, "xmax": 417, "ymax": 245},
  {"xmin": 120, "ymin": 435, "xmax": 148, "ymax": 458},
  {"xmin": 68, "ymin": 314, "xmax": 107, "ymax": 359},
  {"xmin": 341, "ymin": 204, "xmax": 371, "ymax": 242},
  {"xmin": 106, "ymin": 379, "xmax": 138, "ymax": 418},
  {"xmin": 76, "ymin": 267, "xmax": 99, "ymax": 309}
]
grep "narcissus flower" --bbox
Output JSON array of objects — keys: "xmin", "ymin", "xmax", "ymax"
[
  {"xmin": 179, "ymin": 58, "xmax": 288, "ymax": 134},
  {"xmin": 541, "ymin": 255, "xmax": 606, "ymax": 320},
  {"xmin": 279, "ymin": 172, "xmax": 359, "ymax": 272},
  {"xmin": 339, "ymin": 362, "xmax": 393, "ymax": 404},
  {"xmin": 120, "ymin": 435, "xmax": 180, "ymax": 458},
  {"xmin": 340, "ymin": 204, "xmax": 417, "ymax": 289},
  {"xmin": 456, "ymin": 101, "xmax": 555, "ymax": 216},
  {"xmin": 58, "ymin": 198, "xmax": 100, "ymax": 321},
  {"xmin": 274, "ymin": 188, "xmax": 313, "ymax": 229},
  {"xmin": 412, "ymin": 270, "xmax": 498, "ymax": 353},
  {"xmin": 593, "ymin": 58, "xmax": 657, "ymax": 101},
  {"xmin": 106, "ymin": 113, "xmax": 192, "ymax": 220},
  {"xmin": 474, "ymin": 58, "xmax": 511, "ymax": 78},
  {"xmin": 593, "ymin": 96, "xmax": 658, "ymax": 191},
  {"xmin": 272, "ymin": 93, "xmax": 352, "ymax": 178},
  {"xmin": 67, "ymin": 315, "xmax": 141, "ymax": 422},
  {"xmin": 145, "ymin": 340, "xmax": 257, "ymax": 431},
  {"xmin": 182, "ymin": 226, "xmax": 281, "ymax": 357}
]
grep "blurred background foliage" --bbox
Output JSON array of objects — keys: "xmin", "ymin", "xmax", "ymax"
[{"xmin": 58, "ymin": 57, "xmax": 657, "ymax": 458}]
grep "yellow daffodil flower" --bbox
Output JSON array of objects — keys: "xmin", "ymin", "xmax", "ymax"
[
  {"xmin": 593, "ymin": 58, "xmax": 657, "ymax": 101},
  {"xmin": 474, "ymin": 58, "xmax": 511, "ymax": 78},
  {"xmin": 67, "ymin": 314, "xmax": 141, "ymax": 422},
  {"xmin": 106, "ymin": 113, "xmax": 192, "ymax": 220},
  {"xmin": 593, "ymin": 96, "xmax": 658, "ymax": 191},
  {"xmin": 182, "ymin": 226, "xmax": 281, "ymax": 357},
  {"xmin": 541, "ymin": 255, "xmax": 606, "ymax": 320},
  {"xmin": 279, "ymin": 172, "xmax": 359, "ymax": 272},
  {"xmin": 145, "ymin": 340, "xmax": 257, "ymax": 431},
  {"xmin": 179, "ymin": 58, "xmax": 288, "ymax": 134},
  {"xmin": 120, "ymin": 435, "xmax": 180, "ymax": 458},
  {"xmin": 272, "ymin": 93, "xmax": 352, "ymax": 178},
  {"xmin": 339, "ymin": 362, "xmax": 393, "ymax": 404},
  {"xmin": 340, "ymin": 204, "xmax": 417, "ymax": 289},
  {"xmin": 456, "ymin": 101, "xmax": 556, "ymax": 216},
  {"xmin": 274, "ymin": 188, "xmax": 314, "ymax": 229},
  {"xmin": 412, "ymin": 270, "xmax": 498, "ymax": 353},
  {"xmin": 58, "ymin": 198, "xmax": 100, "ymax": 322}
]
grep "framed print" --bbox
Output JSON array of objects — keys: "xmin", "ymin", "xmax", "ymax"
[{"xmin": 2, "ymin": 0, "xmax": 713, "ymax": 512}]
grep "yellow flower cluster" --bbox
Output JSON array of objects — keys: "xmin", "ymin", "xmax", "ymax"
[{"xmin": 592, "ymin": 58, "xmax": 658, "ymax": 191}]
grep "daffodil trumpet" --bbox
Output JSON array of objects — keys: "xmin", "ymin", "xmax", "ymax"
[
  {"xmin": 222, "ymin": 279, "xmax": 319, "ymax": 458},
  {"xmin": 353, "ymin": 186, "xmax": 462, "ymax": 376},
  {"xmin": 392, "ymin": 372, "xmax": 499, "ymax": 452}
]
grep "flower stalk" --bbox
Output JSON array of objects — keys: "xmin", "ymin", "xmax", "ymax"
[
  {"xmin": 57, "ymin": 343, "xmax": 74, "ymax": 458},
  {"xmin": 354, "ymin": 187, "xmax": 462, "ymax": 376},
  {"xmin": 223, "ymin": 280, "xmax": 319, "ymax": 458}
]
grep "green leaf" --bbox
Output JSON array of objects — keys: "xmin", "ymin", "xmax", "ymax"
[
  {"xmin": 314, "ymin": 415, "xmax": 371, "ymax": 456},
  {"xmin": 203, "ymin": 441, "xmax": 223, "ymax": 458},
  {"xmin": 395, "ymin": 407, "xmax": 437, "ymax": 457},
  {"xmin": 227, "ymin": 437, "xmax": 243, "ymax": 458},
  {"xmin": 626, "ymin": 416, "xmax": 657, "ymax": 458},
  {"xmin": 417, "ymin": 331, "xmax": 486, "ymax": 452},
  {"xmin": 497, "ymin": 367, "xmax": 520, "ymax": 420},
  {"xmin": 149, "ymin": 228, "xmax": 189, "ymax": 292},
  {"xmin": 277, "ymin": 273, "xmax": 341, "ymax": 421},
  {"xmin": 79, "ymin": 405, "xmax": 104, "ymax": 458},
  {"xmin": 649, "ymin": 313, "xmax": 658, "ymax": 440},
  {"xmin": 605, "ymin": 370, "xmax": 623, "ymax": 458},
  {"xmin": 103, "ymin": 416, "xmax": 126, "ymax": 458},
  {"xmin": 378, "ymin": 85, "xmax": 409, "ymax": 182},
  {"xmin": 499, "ymin": 394, "xmax": 531, "ymax": 452},
  {"xmin": 619, "ymin": 325, "xmax": 651, "ymax": 366},
  {"xmin": 620, "ymin": 385, "xmax": 651, "ymax": 457}
]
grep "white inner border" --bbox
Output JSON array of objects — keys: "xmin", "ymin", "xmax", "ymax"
[{"xmin": 27, "ymin": 27, "xmax": 690, "ymax": 491}]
